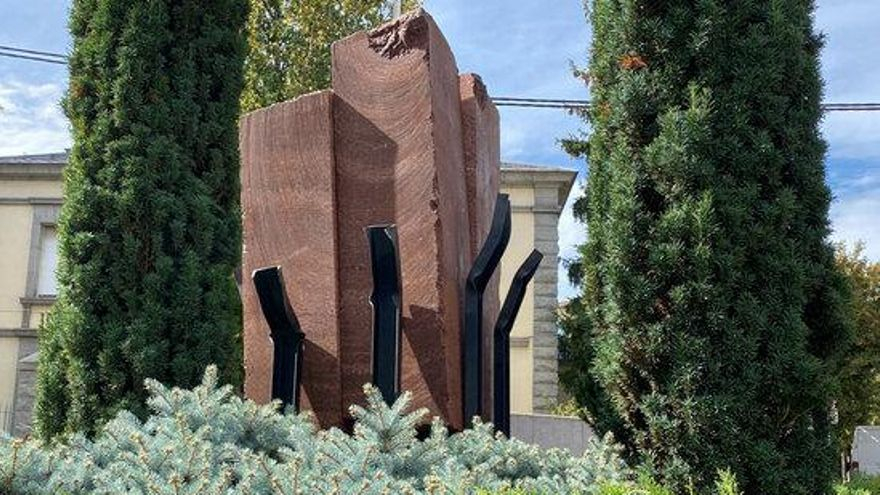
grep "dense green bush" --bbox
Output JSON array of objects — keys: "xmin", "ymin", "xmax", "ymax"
[
  {"xmin": 835, "ymin": 243, "xmax": 880, "ymax": 450},
  {"xmin": 35, "ymin": 0, "xmax": 248, "ymax": 439},
  {"xmin": 4, "ymin": 367, "xmax": 630, "ymax": 494},
  {"xmin": 835, "ymin": 474, "xmax": 880, "ymax": 495},
  {"xmin": 561, "ymin": 0, "xmax": 851, "ymax": 492}
]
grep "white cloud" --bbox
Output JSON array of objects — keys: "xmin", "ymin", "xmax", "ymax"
[
  {"xmin": 831, "ymin": 193, "xmax": 880, "ymax": 261},
  {"xmin": 822, "ymin": 112, "xmax": 880, "ymax": 161},
  {"xmin": 557, "ymin": 178, "xmax": 586, "ymax": 301},
  {"xmin": 0, "ymin": 80, "xmax": 70, "ymax": 156},
  {"xmin": 815, "ymin": 0, "xmax": 880, "ymax": 161},
  {"xmin": 829, "ymin": 166, "xmax": 880, "ymax": 261}
]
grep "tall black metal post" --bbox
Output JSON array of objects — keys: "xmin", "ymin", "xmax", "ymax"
[
  {"xmin": 253, "ymin": 266, "xmax": 306, "ymax": 412},
  {"xmin": 367, "ymin": 225, "xmax": 403, "ymax": 405},
  {"xmin": 463, "ymin": 194, "xmax": 511, "ymax": 426},
  {"xmin": 494, "ymin": 249, "xmax": 543, "ymax": 437}
]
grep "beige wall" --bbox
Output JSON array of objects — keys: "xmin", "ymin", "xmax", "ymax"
[
  {"xmin": 0, "ymin": 205, "xmax": 32, "ymax": 328},
  {"xmin": 0, "ymin": 170, "xmax": 62, "ymax": 431},
  {"xmin": 498, "ymin": 165, "xmax": 576, "ymax": 415},
  {"xmin": 499, "ymin": 186, "xmax": 535, "ymax": 413},
  {"xmin": 0, "ymin": 204, "xmax": 32, "ymax": 413},
  {"xmin": 0, "ymin": 180, "xmax": 61, "ymax": 199}
]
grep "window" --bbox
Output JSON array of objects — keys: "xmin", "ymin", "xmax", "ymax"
[{"xmin": 36, "ymin": 225, "xmax": 58, "ymax": 297}]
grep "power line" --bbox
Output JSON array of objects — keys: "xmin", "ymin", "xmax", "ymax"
[
  {"xmin": 493, "ymin": 96, "xmax": 591, "ymax": 105},
  {"xmin": 494, "ymin": 98, "xmax": 880, "ymax": 112},
  {"xmin": 0, "ymin": 44, "xmax": 67, "ymax": 65},
  {"xmin": 0, "ymin": 50, "xmax": 67, "ymax": 65},
  {"xmin": 0, "ymin": 44, "xmax": 68, "ymax": 60},
  {"xmin": 2, "ymin": 44, "xmax": 880, "ymax": 113}
]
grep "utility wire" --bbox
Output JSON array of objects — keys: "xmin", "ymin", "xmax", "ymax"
[
  {"xmin": 0, "ymin": 44, "xmax": 68, "ymax": 60},
  {"xmin": 494, "ymin": 98, "xmax": 880, "ymax": 112},
  {"xmin": 0, "ymin": 50, "xmax": 67, "ymax": 65},
  {"xmin": 3, "ymin": 43, "xmax": 880, "ymax": 112}
]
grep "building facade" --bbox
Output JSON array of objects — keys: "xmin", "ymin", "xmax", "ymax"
[
  {"xmin": 499, "ymin": 164, "xmax": 575, "ymax": 414},
  {"xmin": 0, "ymin": 153, "xmax": 65, "ymax": 435},
  {"xmin": 0, "ymin": 153, "xmax": 575, "ymax": 435}
]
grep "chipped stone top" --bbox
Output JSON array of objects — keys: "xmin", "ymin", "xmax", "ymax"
[{"xmin": 368, "ymin": 8, "xmax": 430, "ymax": 59}]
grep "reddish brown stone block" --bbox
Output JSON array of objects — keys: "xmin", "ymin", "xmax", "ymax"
[
  {"xmin": 240, "ymin": 10, "xmax": 502, "ymax": 431},
  {"xmin": 332, "ymin": 10, "xmax": 471, "ymax": 429},
  {"xmin": 459, "ymin": 73, "xmax": 501, "ymax": 420},
  {"xmin": 240, "ymin": 91, "xmax": 343, "ymax": 427}
]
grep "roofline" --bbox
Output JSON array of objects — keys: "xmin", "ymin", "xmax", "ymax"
[
  {"xmin": 500, "ymin": 161, "xmax": 577, "ymax": 173},
  {"xmin": 0, "ymin": 154, "xmax": 580, "ymax": 205},
  {"xmin": 500, "ymin": 163, "xmax": 578, "ymax": 209},
  {"xmin": 0, "ymin": 162, "xmax": 64, "ymax": 181},
  {"xmin": 0, "ymin": 152, "xmax": 68, "ymax": 180}
]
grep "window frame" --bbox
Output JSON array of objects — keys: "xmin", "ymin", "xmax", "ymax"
[{"xmin": 21, "ymin": 204, "xmax": 60, "ymax": 328}]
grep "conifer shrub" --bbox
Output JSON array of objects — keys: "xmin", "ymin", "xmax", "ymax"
[
  {"xmin": 3, "ymin": 367, "xmax": 630, "ymax": 494},
  {"xmin": 836, "ymin": 474, "xmax": 880, "ymax": 494},
  {"xmin": 35, "ymin": 0, "xmax": 248, "ymax": 439},
  {"xmin": 561, "ymin": 1, "xmax": 851, "ymax": 492}
]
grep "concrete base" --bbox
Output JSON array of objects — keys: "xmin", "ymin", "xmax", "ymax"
[{"xmin": 510, "ymin": 413, "xmax": 596, "ymax": 455}]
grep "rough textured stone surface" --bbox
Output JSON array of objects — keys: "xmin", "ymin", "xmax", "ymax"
[
  {"xmin": 240, "ymin": 10, "xmax": 500, "ymax": 430},
  {"xmin": 459, "ymin": 74, "xmax": 501, "ymax": 420},
  {"xmin": 531, "ymin": 187, "xmax": 561, "ymax": 412},
  {"xmin": 240, "ymin": 91, "xmax": 343, "ymax": 427},
  {"xmin": 331, "ymin": 10, "xmax": 475, "ymax": 429},
  {"xmin": 13, "ymin": 335, "xmax": 37, "ymax": 437}
]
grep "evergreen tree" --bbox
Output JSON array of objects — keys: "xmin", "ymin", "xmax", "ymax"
[
  {"xmin": 561, "ymin": 1, "xmax": 851, "ymax": 492},
  {"xmin": 5, "ymin": 367, "xmax": 631, "ymax": 493},
  {"xmin": 835, "ymin": 243, "xmax": 880, "ymax": 451},
  {"xmin": 242, "ymin": 0, "xmax": 421, "ymax": 113},
  {"xmin": 34, "ymin": 0, "xmax": 248, "ymax": 439}
]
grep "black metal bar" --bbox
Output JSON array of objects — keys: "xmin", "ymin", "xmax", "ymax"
[
  {"xmin": 463, "ymin": 193, "xmax": 511, "ymax": 426},
  {"xmin": 253, "ymin": 266, "xmax": 305, "ymax": 412},
  {"xmin": 494, "ymin": 249, "xmax": 543, "ymax": 437},
  {"xmin": 367, "ymin": 225, "xmax": 403, "ymax": 405}
]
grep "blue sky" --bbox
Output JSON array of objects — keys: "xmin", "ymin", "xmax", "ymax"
[{"xmin": 1, "ymin": 0, "xmax": 878, "ymax": 299}]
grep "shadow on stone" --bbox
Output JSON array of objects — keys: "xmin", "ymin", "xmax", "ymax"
[
  {"xmin": 404, "ymin": 304, "xmax": 449, "ymax": 423},
  {"xmin": 300, "ymin": 339, "xmax": 342, "ymax": 429}
]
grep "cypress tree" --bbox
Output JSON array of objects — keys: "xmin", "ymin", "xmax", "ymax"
[
  {"xmin": 35, "ymin": 0, "xmax": 248, "ymax": 438},
  {"xmin": 561, "ymin": 1, "xmax": 851, "ymax": 492}
]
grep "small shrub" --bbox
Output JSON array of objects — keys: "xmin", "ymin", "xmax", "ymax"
[
  {"xmin": 714, "ymin": 469, "xmax": 741, "ymax": 495},
  {"xmin": 835, "ymin": 474, "xmax": 880, "ymax": 495},
  {"xmin": 2, "ymin": 366, "xmax": 629, "ymax": 494}
]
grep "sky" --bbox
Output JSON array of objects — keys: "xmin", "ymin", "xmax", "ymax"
[{"xmin": 1, "ymin": 0, "xmax": 878, "ymax": 300}]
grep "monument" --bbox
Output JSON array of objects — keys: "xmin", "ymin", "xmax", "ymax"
[{"xmin": 240, "ymin": 10, "xmax": 530, "ymax": 432}]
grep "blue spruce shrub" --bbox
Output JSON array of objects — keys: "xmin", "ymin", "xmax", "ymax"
[{"xmin": 1, "ymin": 367, "xmax": 629, "ymax": 494}]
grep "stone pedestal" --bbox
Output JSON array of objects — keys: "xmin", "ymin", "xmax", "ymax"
[{"xmin": 240, "ymin": 10, "xmax": 500, "ymax": 430}]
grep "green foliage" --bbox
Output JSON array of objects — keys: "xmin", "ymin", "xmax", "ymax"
[
  {"xmin": 835, "ymin": 474, "xmax": 880, "ymax": 495},
  {"xmin": 593, "ymin": 470, "xmax": 741, "ymax": 495},
  {"xmin": 550, "ymin": 397, "xmax": 585, "ymax": 418},
  {"xmin": 561, "ymin": 0, "xmax": 851, "ymax": 493},
  {"xmin": 714, "ymin": 469, "xmax": 741, "ymax": 495},
  {"xmin": 3, "ymin": 367, "xmax": 630, "ymax": 494},
  {"xmin": 241, "ymin": 0, "xmax": 421, "ymax": 113},
  {"xmin": 559, "ymin": 297, "xmax": 629, "ymax": 447},
  {"xmin": 34, "ymin": 0, "xmax": 248, "ymax": 439},
  {"xmin": 836, "ymin": 243, "xmax": 880, "ymax": 450}
]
